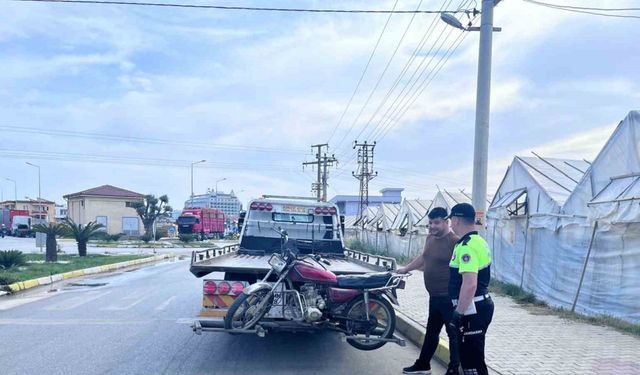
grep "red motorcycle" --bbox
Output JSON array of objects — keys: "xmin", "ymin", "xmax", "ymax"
[{"xmin": 224, "ymin": 229, "xmax": 410, "ymax": 350}]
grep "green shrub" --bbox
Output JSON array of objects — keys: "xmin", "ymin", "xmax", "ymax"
[
  {"xmin": 179, "ymin": 234, "xmax": 196, "ymax": 243},
  {"xmin": 110, "ymin": 233, "xmax": 124, "ymax": 242},
  {"xmin": 0, "ymin": 250, "xmax": 27, "ymax": 269}
]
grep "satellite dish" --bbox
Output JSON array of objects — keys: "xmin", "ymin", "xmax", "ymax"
[{"xmin": 440, "ymin": 13, "xmax": 465, "ymax": 30}]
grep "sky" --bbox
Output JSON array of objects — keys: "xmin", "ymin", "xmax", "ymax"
[{"xmin": 0, "ymin": 0, "xmax": 638, "ymax": 210}]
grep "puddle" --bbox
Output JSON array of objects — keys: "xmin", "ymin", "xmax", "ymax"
[{"xmin": 67, "ymin": 282, "xmax": 108, "ymax": 287}]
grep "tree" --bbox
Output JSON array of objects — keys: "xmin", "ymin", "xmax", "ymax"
[
  {"xmin": 32, "ymin": 223, "xmax": 68, "ymax": 262},
  {"xmin": 63, "ymin": 218, "xmax": 105, "ymax": 257},
  {"xmin": 132, "ymin": 194, "xmax": 173, "ymax": 238}
]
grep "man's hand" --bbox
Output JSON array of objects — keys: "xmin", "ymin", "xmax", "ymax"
[
  {"xmin": 396, "ymin": 267, "xmax": 409, "ymax": 274},
  {"xmin": 448, "ymin": 311, "xmax": 463, "ymax": 332}
]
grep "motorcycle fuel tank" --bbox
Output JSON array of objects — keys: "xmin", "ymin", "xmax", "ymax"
[{"xmin": 290, "ymin": 262, "xmax": 337, "ymax": 284}]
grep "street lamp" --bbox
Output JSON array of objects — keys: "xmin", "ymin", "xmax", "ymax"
[
  {"xmin": 440, "ymin": 3, "xmax": 501, "ymax": 232},
  {"xmin": 25, "ymin": 162, "xmax": 41, "ymax": 200},
  {"xmin": 5, "ymin": 178, "xmax": 17, "ymax": 208},
  {"xmin": 215, "ymin": 178, "xmax": 227, "ymax": 195},
  {"xmin": 190, "ymin": 160, "xmax": 206, "ymax": 201}
]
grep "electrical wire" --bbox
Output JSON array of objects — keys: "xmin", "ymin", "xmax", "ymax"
[
  {"xmin": 0, "ymin": 126, "xmax": 306, "ymax": 154},
  {"xmin": 12, "ymin": 0, "xmax": 472, "ymax": 14},
  {"xmin": 375, "ymin": 29, "xmax": 470, "ymax": 141},
  {"xmin": 348, "ymin": 0, "xmax": 457, "ymax": 152},
  {"xmin": 331, "ymin": 0, "xmax": 423, "ymax": 152},
  {"xmin": 326, "ymin": 0, "xmax": 400, "ymax": 145},
  {"xmin": 0, "ymin": 148, "xmax": 301, "ymax": 171},
  {"xmin": 522, "ymin": 0, "xmax": 640, "ymax": 19}
]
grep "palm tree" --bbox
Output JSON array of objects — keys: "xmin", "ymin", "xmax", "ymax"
[
  {"xmin": 32, "ymin": 223, "xmax": 69, "ymax": 262},
  {"xmin": 63, "ymin": 218, "xmax": 105, "ymax": 257}
]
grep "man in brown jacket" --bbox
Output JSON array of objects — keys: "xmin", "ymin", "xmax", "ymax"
[{"xmin": 397, "ymin": 207, "xmax": 460, "ymax": 375}]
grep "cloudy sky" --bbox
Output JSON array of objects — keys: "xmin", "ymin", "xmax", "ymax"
[{"xmin": 0, "ymin": 0, "xmax": 638, "ymax": 210}]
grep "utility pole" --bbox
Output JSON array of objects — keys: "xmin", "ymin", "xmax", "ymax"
[
  {"xmin": 472, "ymin": 0, "xmax": 495, "ymax": 232},
  {"xmin": 303, "ymin": 144, "xmax": 337, "ymax": 202},
  {"xmin": 440, "ymin": 1, "xmax": 500, "ymax": 233},
  {"xmin": 352, "ymin": 141, "xmax": 377, "ymax": 230}
]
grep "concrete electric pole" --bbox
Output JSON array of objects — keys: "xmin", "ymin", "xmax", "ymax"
[
  {"xmin": 303, "ymin": 144, "xmax": 337, "ymax": 202},
  {"xmin": 471, "ymin": 0, "xmax": 495, "ymax": 231},
  {"xmin": 352, "ymin": 141, "xmax": 377, "ymax": 230},
  {"xmin": 441, "ymin": 1, "xmax": 500, "ymax": 232}
]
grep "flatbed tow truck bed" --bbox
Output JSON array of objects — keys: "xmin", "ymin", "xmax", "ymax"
[{"xmin": 190, "ymin": 244, "xmax": 396, "ymax": 278}]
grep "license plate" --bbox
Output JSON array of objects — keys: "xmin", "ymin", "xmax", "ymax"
[{"xmin": 281, "ymin": 205, "xmax": 308, "ymax": 214}]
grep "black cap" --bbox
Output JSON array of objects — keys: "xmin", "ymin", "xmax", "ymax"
[
  {"xmin": 428, "ymin": 207, "xmax": 448, "ymax": 220},
  {"xmin": 447, "ymin": 203, "xmax": 476, "ymax": 219}
]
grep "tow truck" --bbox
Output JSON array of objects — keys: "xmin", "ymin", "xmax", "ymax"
[{"xmin": 189, "ymin": 196, "xmax": 397, "ymax": 331}]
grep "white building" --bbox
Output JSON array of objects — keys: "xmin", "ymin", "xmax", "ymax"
[{"xmin": 185, "ymin": 190, "xmax": 242, "ymax": 221}]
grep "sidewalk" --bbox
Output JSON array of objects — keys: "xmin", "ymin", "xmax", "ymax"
[{"xmin": 396, "ymin": 271, "xmax": 640, "ymax": 375}]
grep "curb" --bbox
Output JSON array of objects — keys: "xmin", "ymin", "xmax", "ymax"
[
  {"xmin": 395, "ymin": 309, "xmax": 451, "ymax": 365},
  {"xmin": 3, "ymin": 253, "xmax": 175, "ymax": 294}
]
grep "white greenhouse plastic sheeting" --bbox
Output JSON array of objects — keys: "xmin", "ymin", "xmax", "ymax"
[{"xmin": 488, "ymin": 110, "xmax": 640, "ymax": 324}]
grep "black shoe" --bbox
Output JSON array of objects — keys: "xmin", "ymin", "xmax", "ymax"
[
  {"xmin": 444, "ymin": 365, "xmax": 459, "ymax": 375},
  {"xmin": 402, "ymin": 361, "xmax": 431, "ymax": 374}
]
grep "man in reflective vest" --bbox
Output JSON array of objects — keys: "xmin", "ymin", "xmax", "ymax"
[{"xmin": 447, "ymin": 203, "xmax": 494, "ymax": 375}]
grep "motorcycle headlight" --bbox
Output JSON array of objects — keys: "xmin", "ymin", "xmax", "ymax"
[{"xmin": 268, "ymin": 254, "xmax": 287, "ymax": 273}]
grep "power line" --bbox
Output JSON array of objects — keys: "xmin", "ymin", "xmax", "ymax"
[
  {"xmin": 522, "ymin": 0, "xmax": 640, "ymax": 19},
  {"xmin": 373, "ymin": 12, "xmax": 477, "ymax": 142},
  {"xmin": 13, "ymin": 0, "xmax": 472, "ymax": 14},
  {"xmin": 326, "ymin": 0, "xmax": 400, "ymax": 146},
  {"xmin": 375, "ymin": 29, "xmax": 470, "ymax": 141},
  {"xmin": 0, "ymin": 126, "xmax": 306, "ymax": 154},
  {"xmin": 369, "ymin": 25, "xmax": 461, "ymax": 140},
  {"xmin": 0, "ymin": 148, "xmax": 300, "ymax": 170},
  {"xmin": 362, "ymin": 9, "xmax": 468, "ymax": 142},
  {"xmin": 347, "ymin": 0, "xmax": 458, "ymax": 153},
  {"xmin": 332, "ymin": 0, "xmax": 423, "ymax": 155}
]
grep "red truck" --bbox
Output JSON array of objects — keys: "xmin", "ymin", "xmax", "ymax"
[
  {"xmin": 177, "ymin": 208, "xmax": 225, "ymax": 240},
  {"xmin": 1, "ymin": 209, "xmax": 32, "ymax": 237}
]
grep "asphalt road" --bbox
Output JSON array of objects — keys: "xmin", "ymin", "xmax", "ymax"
[{"xmin": 0, "ymin": 258, "xmax": 444, "ymax": 375}]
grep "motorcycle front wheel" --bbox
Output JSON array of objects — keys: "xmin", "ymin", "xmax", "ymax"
[
  {"xmin": 344, "ymin": 294, "xmax": 396, "ymax": 351},
  {"xmin": 224, "ymin": 289, "xmax": 273, "ymax": 332}
]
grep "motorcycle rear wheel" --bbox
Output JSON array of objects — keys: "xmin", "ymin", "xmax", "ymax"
[
  {"xmin": 224, "ymin": 289, "xmax": 273, "ymax": 332},
  {"xmin": 344, "ymin": 295, "xmax": 396, "ymax": 351}
]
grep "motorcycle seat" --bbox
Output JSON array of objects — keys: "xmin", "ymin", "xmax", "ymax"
[{"xmin": 335, "ymin": 272, "xmax": 393, "ymax": 289}]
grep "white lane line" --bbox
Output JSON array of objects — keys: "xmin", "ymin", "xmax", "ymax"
[
  {"xmin": 101, "ymin": 290, "xmax": 149, "ymax": 311},
  {"xmin": 154, "ymin": 296, "xmax": 176, "ymax": 311},
  {"xmin": 43, "ymin": 291, "xmax": 112, "ymax": 311}
]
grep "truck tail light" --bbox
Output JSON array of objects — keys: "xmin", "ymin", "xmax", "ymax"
[
  {"xmin": 203, "ymin": 281, "xmax": 217, "ymax": 295},
  {"xmin": 265, "ymin": 203, "xmax": 273, "ymax": 211},
  {"xmin": 321, "ymin": 207, "xmax": 329, "ymax": 215},
  {"xmin": 329, "ymin": 207, "xmax": 337, "ymax": 215},
  {"xmin": 204, "ymin": 280, "xmax": 248, "ymax": 295},
  {"xmin": 217, "ymin": 281, "xmax": 231, "ymax": 295},
  {"xmin": 231, "ymin": 282, "xmax": 245, "ymax": 295}
]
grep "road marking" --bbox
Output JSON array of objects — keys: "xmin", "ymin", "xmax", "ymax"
[
  {"xmin": 154, "ymin": 296, "xmax": 177, "ymax": 311},
  {"xmin": 101, "ymin": 290, "xmax": 148, "ymax": 311},
  {"xmin": 43, "ymin": 291, "xmax": 112, "ymax": 311}
]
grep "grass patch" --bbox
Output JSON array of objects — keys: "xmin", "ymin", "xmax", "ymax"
[
  {"xmin": 0, "ymin": 253, "xmax": 151, "ymax": 286},
  {"xmin": 490, "ymin": 279, "xmax": 640, "ymax": 337},
  {"xmin": 345, "ymin": 238, "xmax": 413, "ymax": 266}
]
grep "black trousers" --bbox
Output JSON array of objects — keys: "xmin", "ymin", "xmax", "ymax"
[
  {"xmin": 456, "ymin": 298, "xmax": 495, "ymax": 375},
  {"xmin": 418, "ymin": 295, "xmax": 460, "ymax": 368}
]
